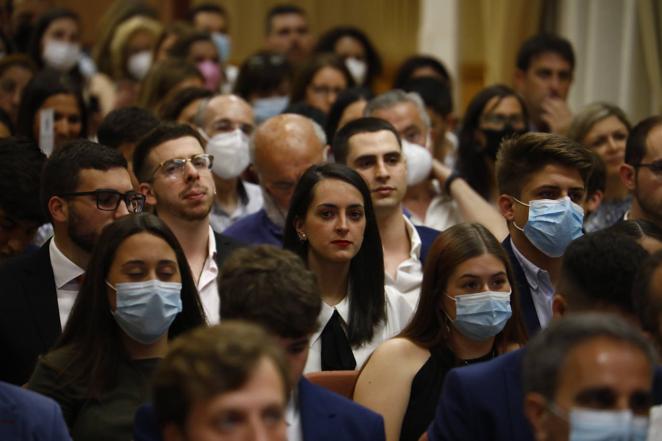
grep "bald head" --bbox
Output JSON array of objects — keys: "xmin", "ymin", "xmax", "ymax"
[
  {"xmin": 253, "ymin": 114, "xmax": 326, "ymax": 211},
  {"xmin": 202, "ymin": 94, "xmax": 255, "ymax": 137}
]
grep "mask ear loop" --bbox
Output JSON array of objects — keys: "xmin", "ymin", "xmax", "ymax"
[{"xmin": 509, "ymin": 195, "xmax": 529, "ymax": 232}]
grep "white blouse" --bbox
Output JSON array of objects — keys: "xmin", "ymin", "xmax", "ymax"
[{"xmin": 304, "ymin": 286, "xmax": 414, "ymax": 373}]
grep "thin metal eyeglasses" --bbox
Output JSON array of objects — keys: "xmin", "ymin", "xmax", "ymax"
[
  {"xmin": 151, "ymin": 153, "xmax": 214, "ymax": 180},
  {"xmin": 58, "ymin": 189, "xmax": 146, "ymax": 213}
]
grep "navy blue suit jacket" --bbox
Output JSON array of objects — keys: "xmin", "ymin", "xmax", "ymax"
[
  {"xmin": 0, "ymin": 381, "xmax": 71, "ymax": 441},
  {"xmin": 134, "ymin": 377, "xmax": 385, "ymax": 441},
  {"xmin": 502, "ymin": 237, "xmax": 541, "ymax": 336},
  {"xmin": 222, "ymin": 209, "xmax": 282, "ymax": 246},
  {"xmin": 415, "ymin": 225, "xmax": 439, "ymax": 266}
]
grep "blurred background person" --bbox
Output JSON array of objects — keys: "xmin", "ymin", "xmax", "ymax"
[{"xmin": 290, "ymin": 53, "xmax": 354, "ymax": 116}]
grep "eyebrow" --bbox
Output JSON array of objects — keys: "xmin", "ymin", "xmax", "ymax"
[
  {"xmin": 121, "ymin": 259, "xmax": 177, "ymax": 267},
  {"xmin": 316, "ymin": 203, "xmax": 364, "ymax": 209},
  {"xmin": 458, "ymin": 271, "xmax": 506, "ymax": 279}
]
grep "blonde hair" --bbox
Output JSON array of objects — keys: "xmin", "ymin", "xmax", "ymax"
[{"xmin": 109, "ymin": 15, "xmax": 162, "ymax": 80}]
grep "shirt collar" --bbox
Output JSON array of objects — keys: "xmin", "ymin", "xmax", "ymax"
[
  {"xmin": 49, "ymin": 239, "xmax": 85, "ymax": 289},
  {"xmin": 310, "ymin": 295, "xmax": 350, "ymax": 345},
  {"xmin": 207, "ymin": 225, "xmax": 217, "ymax": 259},
  {"xmin": 402, "ymin": 215, "xmax": 422, "ymax": 259},
  {"xmin": 509, "ymin": 237, "xmax": 548, "ymax": 291}
]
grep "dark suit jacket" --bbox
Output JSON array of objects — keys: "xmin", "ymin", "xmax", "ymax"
[
  {"xmin": 502, "ymin": 237, "xmax": 541, "ymax": 336},
  {"xmin": 0, "ymin": 242, "xmax": 60, "ymax": 385},
  {"xmin": 134, "ymin": 377, "xmax": 385, "ymax": 441},
  {"xmin": 0, "ymin": 381, "xmax": 71, "ymax": 440},
  {"xmin": 415, "ymin": 225, "xmax": 440, "ymax": 265},
  {"xmin": 213, "ymin": 232, "xmax": 243, "ymax": 270}
]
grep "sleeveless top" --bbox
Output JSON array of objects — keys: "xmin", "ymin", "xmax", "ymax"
[{"xmin": 399, "ymin": 345, "xmax": 495, "ymax": 441}]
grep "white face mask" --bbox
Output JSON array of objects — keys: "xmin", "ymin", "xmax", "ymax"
[
  {"xmin": 345, "ymin": 57, "xmax": 367, "ymax": 84},
  {"xmin": 401, "ymin": 139, "xmax": 433, "ymax": 186},
  {"xmin": 205, "ymin": 129, "xmax": 251, "ymax": 179},
  {"xmin": 42, "ymin": 40, "xmax": 80, "ymax": 71},
  {"xmin": 127, "ymin": 50, "xmax": 153, "ymax": 80}
]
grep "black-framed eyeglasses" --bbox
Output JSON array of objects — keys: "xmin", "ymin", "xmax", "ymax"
[
  {"xmin": 58, "ymin": 189, "xmax": 146, "ymax": 213},
  {"xmin": 635, "ymin": 162, "xmax": 662, "ymax": 175},
  {"xmin": 151, "ymin": 153, "xmax": 214, "ymax": 180}
]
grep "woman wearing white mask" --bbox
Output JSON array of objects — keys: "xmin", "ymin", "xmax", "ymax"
[
  {"xmin": 290, "ymin": 53, "xmax": 354, "ymax": 115},
  {"xmin": 27, "ymin": 8, "xmax": 82, "ymax": 76},
  {"xmin": 354, "ymin": 223, "xmax": 528, "ymax": 441},
  {"xmin": 314, "ymin": 26, "xmax": 383, "ymax": 92},
  {"xmin": 27, "ymin": 213, "xmax": 206, "ymax": 441}
]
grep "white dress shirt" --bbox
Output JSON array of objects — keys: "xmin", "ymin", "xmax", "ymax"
[
  {"xmin": 384, "ymin": 216, "xmax": 426, "ymax": 309},
  {"xmin": 510, "ymin": 238, "xmax": 555, "ymax": 328},
  {"xmin": 197, "ymin": 227, "xmax": 220, "ymax": 324},
  {"xmin": 210, "ymin": 181, "xmax": 263, "ymax": 233},
  {"xmin": 410, "ymin": 194, "xmax": 464, "ymax": 232},
  {"xmin": 304, "ymin": 286, "xmax": 414, "ymax": 373},
  {"xmin": 49, "ymin": 239, "xmax": 84, "ymax": 329},
  {"xmin": 286, "ymin": 388, "xmax": 302, "ymax": 441}
]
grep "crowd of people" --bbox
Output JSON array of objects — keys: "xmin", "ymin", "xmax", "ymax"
[{"xmin": 0, "ymin": 2, "xmax": 661, "ymax": 441}]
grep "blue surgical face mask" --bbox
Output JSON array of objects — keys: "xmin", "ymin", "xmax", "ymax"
[
  {"xmin": 512, "ymin": 196, "xmax": 584, "ymax": 258},
  {"xmin": 252, "ymin": 96, "xmax": 289, "ymax": 124},
  {"xmin": 211, "ymin": 32, "xmax": 231, "ymax": 63},
  {"xmin": 107, "ymin": 279, "xmax": 182, "ymax": 345},
  {"xmin": 446, "ymin": 290, "xmax": 512, "ymax": 341},
  {"xmin": 550, "ymin": 404, "xmax": 649, "ymax": 441}
]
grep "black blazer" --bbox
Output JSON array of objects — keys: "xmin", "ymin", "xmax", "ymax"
[
  {"xmin": 501, "ymin": 237, "xmax": 541, "ymax": 336},
  {"xmin": 213, "ymin": 232, "xmax": 243, "ymax": 270},
  {"xmin": 0, "ymin": 242, "xmax": 60, "ymax": 385}
]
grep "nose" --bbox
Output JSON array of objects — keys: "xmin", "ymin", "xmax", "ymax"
[
  {"xmin": 183, "ymin": 161, "xmax": 201, "ymax": 182},
  {"xmin": 54, "ymin": 119, "xmax": 74, "ymax": 139},
  {"xmin": 336, "ymin": 212, "xmax": 349, "ymax": 233},
  {"xmin": 375, "ymin": 158, "xmax": 389, "ymax": 181},
  {"xmin": 114, "ymin": 199, "xmax": 130, "ymax": 218}
]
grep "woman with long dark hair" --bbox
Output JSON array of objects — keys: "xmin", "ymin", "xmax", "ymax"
[
  {"xmin": 27, "ymin": 213, "xmax": 206, "ymax": 441},
  {"xmin": 283, "ymin": 163, "xmax": 413, "ymax": 372},
  {"xmin": 354, "ymin": 223, "xmax": 528, "ymax": 441}
]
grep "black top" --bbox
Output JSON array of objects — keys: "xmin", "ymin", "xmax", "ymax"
[{"xmin": 399, "ymin": 345, "xmax": 495, "ymax": 441}]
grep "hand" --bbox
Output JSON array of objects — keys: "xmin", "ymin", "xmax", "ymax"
[{"xmin": 541, "ymin": 97, "xmax": 573, "ymax": 135}]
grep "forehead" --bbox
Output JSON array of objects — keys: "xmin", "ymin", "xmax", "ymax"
[
  {"xmin": 76, "ymin": 167, "xmax": 132, "ymax": 192},
  {"xmin": 521, "ymin": 163, "xmax": 584, "ymax": 194},
  {"xmin": 346, "ymin": 129, "xmax": 400, "ymax": 160},
  {"xmin": 45, "ymin": 17, "xmax": 78, "ymax": 33},
  {"xmin": 483, "ymin": 96, "xmax": 524, "ymax": 115},
  {"xmin": 527, "ymin": 52, "xmax": 572, "ymax": 73},
  {"xmin": 556, "ymin": 337, "xmax": 651, "ymax": 401},
  {"xmin": 451, "ymin": 253, "xmax": 506, "ymax": 278},
  {"xmin": 371, "ymin": 101, "xmax": 425, "ymax": 135},
  {"xmin": 114, "ymin": 232, "xmax": 176, "ymax": 261},
  {"xmin": 204, "ymin": 97, "xmax": 254, "ymax": 126},
  {"xmin": 41, "ymin": 93, "xmax": 79, "ymax": 111},
  {"xmin": 271, "ymin": 13, "xmax": 306, "ymax": 31},
  {"xmin": 147, "ymin": 136, "xmax": 205, "ymax": 165},
  {"xmin": 642, "ymin": 125, "xmax": 662, "ymax": 161},
  {"xmin": 311, "ymin": 178, "xmax": 364, "ymax": 205}
]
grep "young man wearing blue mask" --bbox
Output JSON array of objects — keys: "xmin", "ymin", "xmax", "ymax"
[
  {"xmin": 523, "ymin": 313, "xmax": 654, "ymax": 441},
  {"xmin": 496, "ymin": 132, "xmax": 593, "ymax": 335}
]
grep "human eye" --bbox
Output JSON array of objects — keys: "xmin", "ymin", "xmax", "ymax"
[
  {"xmin": 649, "ymin": 161, "xmax": 662, "ymax": 174},
  {"xmin": 536, "ymin": 69, "xmax": 552, "ymax": 79},
  {"xmin": 354, "ymin": 157, "xmax": 374, "ymax": 169},
  {"xmin": 191, "ymin": 155, "xmax": 211, "ymax": 169},
  {"xmin": 385, "ymin": 153, "xmax": 401, "ymax": 165},
  {"xmin": 613, "ymin": 131, "xmax": 628, "ymax": 141},
  {"xmin": 96, "ymin": 191, "xmax": 119, "ymax": 208},
  {"xmin": 317, "ymin": 208, "xmax": 335, "ymax": 220},
  {"xmin": 348, "ymin": 208, "xmax": 364, "ymax": 221},
  {"xmin": 461, "ymin": 279, "xmax": 481, "ymax": 291},
  {"xmin": 537, "ymin": 190, "xmax": 558, "ymax": 200},
  {"xmin": 69, "ymin": 114, "xmax": 81, "ymax": 124},
  {"xmin": 214, "ymin": 411, "xmax": 242, "ymax": 433},
  {"xmin": 262, "ymin": 406, "xmax": 285, "ymax": 426},
  {"xmin": 589, "ymin": 136, "xmax": 608, "ymax": 149},
  {"xmin": 569, "ymin": 190, "xmax": 585, "ymax": 203},
  {"xmin": 162, "ymin": 159, "xmax": 183, "ymax": 175},
  {"xmin": 490, "ymin": 276, "xmax": 508, "ymax": 290},
  {"xmin": 157, "ymin": 263, "xmax": 178, "ymax": 279}
]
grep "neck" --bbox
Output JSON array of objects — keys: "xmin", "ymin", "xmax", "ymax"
[
  {"xmin": 308, "ymin": 254, "xmax": 350, "ymax": 307},
  {"xmin": 376, "ymin": 206, "xmax": 408, "ymax": 247},
  {"xmin": 122, "ymin": 333, "xmax": 168, "ymax": 359},
  {"xmin": 159, "ymin": 212, "xmax": 210, "ymax": 262},
  {"xmin": 604, "ymin": 174, "xmax": 629, "ymax": 200},
  {"xmin": 214, "ymin": 175, "xmax": 240, "ymax": 209},
  {"xmin": 510, "ymin": 227, "xmax": 561, "ymax": 282},
  {"xmin": 53, "ymin": 230, "xmax": 90, "ymax": 269},
  {"xmin": 449, "ymin": 328, "xmax": 495, "ymax": 360}
]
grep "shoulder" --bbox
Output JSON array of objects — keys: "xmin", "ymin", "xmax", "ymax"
[
  {"xmin": 222, "ymin": 210, "xmax": 280, "ymax": 245},
  {"xmin": 448, "ymin": 347, "xmax": 523, "ymax": 384},
  {"xmin": 301, "ymin": 378, "xmax": 382, "ymax": 421},
  {"xmin": 363, "ymin": 337, "xmax": 429, "ymax": 377},
  {"xmin": 0, "ymin": 381, "xmax": 59, "ymax": 413},
  {"xmin": 414, "ymin": 225, "xmax": 441, "ymax": 244},
  {"xmin": 213, "ymin": 232, "xmax": 245, "ymax": 250},
  {"xmin": 223, "ymin": 211, "xmax": 264, "ymax": 233}
]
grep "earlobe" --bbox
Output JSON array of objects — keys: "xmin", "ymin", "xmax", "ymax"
[
  {"xmin": 620, "ymin": 164, "xmax": 636, "ymax": 190},
  {"xmin": 139, "ymin": 183, "xmax": 157, "ymax": 206},
  {"xmin": 524, "ymin": 393, "xmax": 549, "ymax": 439},
  {"xmin": 294, "ymin": 217, "xmax": 305, "ymax": 239},
  {"xmin": 498, "ymin": 195, "xmax": 515, "ymax": 221},
  {"xmin": 513, "ymin": 69, "xmax": 525, "ymax": 90},
  {"xmin": 48, "ymin": 196, "xmax": 68, "ymax": 223},
  {"xmin": 551, "ymin": 294, "xmax": 567, "ymax": 318}
]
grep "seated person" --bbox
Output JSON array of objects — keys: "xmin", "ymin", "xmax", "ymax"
[
  {"xmin": 354, "ymin": 223, "xmax": 527, "ymax": 441},
  {"xmin": 153, "ymin": 322, "xmax": 290, "ymax": 441},
  {"xmin": 28, "ymin": 213, "xmax": 206, "ymax": 441},
  {"xmin": 283, "ymin": 163, "xmax": 414, "ymax": 372},
  {"xmin": 134, "ymin": 245, "xmax": 386, "ymax": 441},
  {"xmin": 523, "ymin": 313, "xmax": 654, "ymax": 440}
]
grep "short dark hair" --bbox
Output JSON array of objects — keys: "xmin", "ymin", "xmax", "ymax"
[
  {"xmin": 496, "ymin": 132, "xmax": 593, "ymax": 199},
  {"xmin": 605, "ymin": 219, "xmax": 662, "ymax": 244},
  {"xmin": 188, "ymin": 2, "xmax": 227, "ymax": 21},
  {"xmin": 332, "ymin": 116, "xmax": 401, "ymax": 165},
  {"xmin": 158, "ymin": 87, "xmax": 214, "ymax": 122},
  {"xmin": 154, "ymin": 321, "xmax": 290, "ymax": 429},
  {"xmin": 516, "ymin": 33, "xmax": 575, "ymax": 72},
  {"xmin": 558, "ymin": 230, "xmax": 648, "ymax": 316},
  {"xmin": 233, "ymin": 51, "xmax": 292, "ymax": 101},
  {"xmin": 97, "ymin": 107, "xmax": 159, "ymax": 149},
  {"xmin": 283, "ymin": 163, "xmax": 386, "ymax": 345},
  {"xmin": 624, "ymin": 115, "xmax": 662, "ymax": 166},
  {"xmin": 393, "ymin": 55, "xmax": 451, "ymax": 90},
  {"xmin": 16, "ymin": 69, "xmax": 88, "ymax": 142},
  {"xmin": 586, "ymin": 149, "xmax": 606, "ymax": 197},
  {"xmin": 133, "ymin": 122, "xmax": 206, "ymax": 183},
  {"xmin": 289, "ymin": 53, "xmax": 354, "ymax": 107},
  {"xmin": 265, "ymin": 4, "xmax": 306, "ymax": 35},
  {"xmin": 219, "ymin": 245, "xmax": 321, "ymax": 338},
  {"xmin": 325, "ymin": 87, "xmax": 373, "ymax": 145},
  {"xmin": 27, "ymin": 8, "xmax": 80, "ymax": 69},
  {"xmin": 401, "ymin": 77, "xmax": 453, "ymax": 117},
  {"xmin": 167, "ymin": 31, "xmax": 214, "ymax": 60},
  {"xmin": 40, "ymin": 140, "xmax": 127, "ymax": 222},
  {"xmin": 633, "ymin": 251, "xmax": 662, "ymax": 347},
  {"xmin": 523, "ymin": 313, "xmax": 655, "ymax": 401},
  {"xmin": 457, "ymin": 84, "xmax": 528, "ymax": 199},
  {"xmin": 0, "ymin": 137, "xmax": 46, "ymax": 223}
]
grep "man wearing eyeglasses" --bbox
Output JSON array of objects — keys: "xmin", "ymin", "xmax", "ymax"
[
  {"xmin": 0, "ymin": 140, "xmax": 140, "ymax": 385},
  {"xmin": 621, "ymin": 116, "xmax": 662, "ymax": 227},
  {"xmin": 133, "ymin": 122, "xmax": 242, "ymax": 324}
]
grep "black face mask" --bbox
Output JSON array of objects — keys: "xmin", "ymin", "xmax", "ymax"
[{"xmin": 481, "ymin": 125, "xmax": 527, "ymax": 160}]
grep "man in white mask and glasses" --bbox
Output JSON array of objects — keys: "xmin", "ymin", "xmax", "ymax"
[
  {"xmin": 196, "ymin": 94, "xmax": 262, "ymax": 232},
  {"xmin": 223, "ymin": 113, "xmax": 327, "ymax": 245}
]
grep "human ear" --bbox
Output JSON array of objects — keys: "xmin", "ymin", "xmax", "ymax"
[
  {"xmin": 524, "ymin": 393, "xmax": 549, "ymax": 440},
  {"xmin": 551, "ymin": 294, "xmax": 567, "ymax": 318},
  {"xmin": 498, "ymin": 194, "xmax": 515, "ymax": 221},
  {"xmin": 294, "ymin": 217, "xmax": 306, "ymax": 240},
  {"xmin": 138, "ymin": 182, "xmax": 157, "ymax": 206},
  {"xmin": 620, "ymin": 164, "xmax": 636, "ymax": 191},
  {"xmin": 48, "ymin": 196, "xmax": 68, "ymax": 223}
]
